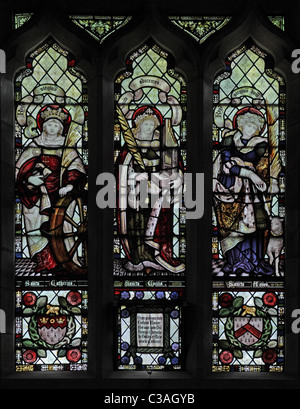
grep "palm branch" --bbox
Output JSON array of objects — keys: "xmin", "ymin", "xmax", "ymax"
[
  {"xmin": 266, "ymin": 102, "xmax": 281, "ymax": 180},
  {"xmin": 116, "ymin": 105, "xmax": 145, "ymax": 171}
]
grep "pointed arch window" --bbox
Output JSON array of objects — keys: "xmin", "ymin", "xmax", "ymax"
[
  {"xmin": 14, "ymin": 38, "xmax": 88, "ymax": 371},
  {"xmin": 113, "ymin": 40, "xmax": 187, "ymax": 370},
  {"xmin": 212, "ymin": 41, "xmax": 286, "ymax": 372}
]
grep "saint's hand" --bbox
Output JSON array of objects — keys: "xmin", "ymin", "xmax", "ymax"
[
  {"xmin": 135, "ymin": 172, "xmax": 148, "ymax": 182},
  {"xmin": 27, "ymin": 175, "xmax": 44, "ymax": 186},
  {"xmin": 250, "ymin": 173, "xmax": 267, "ymax": 192},
  {"xmin": 59, "ymin": 185, "xmax": 73, "ymax": 197}
]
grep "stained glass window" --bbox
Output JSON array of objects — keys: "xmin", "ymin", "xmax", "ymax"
[
  {"xmin": 70, "ymin": 16, "xmax": 132, "ymax": 43},
  {"xmin": 114, "ymin": 41, "xmax": 186, "ymax": 370},
  {"xmin": 14, "ymin": 37, "xmax": 88, "ymax": 371},
  {"xmin": 5, "ymin": 5, "xmax": 292, "ymax": 385},
  {"xmin": 212, "ymin": 41, "xmax": 285, "ymax": 372}
]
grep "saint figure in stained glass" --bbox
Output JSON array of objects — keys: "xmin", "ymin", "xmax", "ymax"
[
  {"xmin": 212, "ymin": 43, "xmax": 285, "ymax": 372},
  {"xmin": 15, "ymin": 105, "xmax": 87, "ymax": 275},
  {"xmin": 213, "ymin": 106, "xmax": 274, "ymax": 276},
  {"xmin": 212, "ymin": 43, "xmax": 285, "ymax": 279},
  {"xmin": 15, "ymin": 40, "xmax": 89, "ymax": 371},
  {"xmin": 115, "ymin": 105, "xmax": 185, "ymax": 274},
  {"xmin": 15, "ymin": 39, "xmax": 89, "ymax": 279}
]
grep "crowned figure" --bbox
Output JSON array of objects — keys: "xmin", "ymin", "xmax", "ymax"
[
  {"xmin": 116, "ymin": 105, "xmax": 185, "ymax": 274},
  {"xmin": 16, "ymin": 104, "xmax": 86, "ymax": 274}
]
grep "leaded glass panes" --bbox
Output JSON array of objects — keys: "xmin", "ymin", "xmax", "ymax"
[
  {"xmin": 212, "ymin": 287, "xmax": 284, "ymax": 371},
  {"xmin": 14, "ymin": 38, "xmax": 88, "ymax": 371},
  {"xmin": 70, "ymin": 16, "xmax": 132, "ymax": 43},
  {"xmin": 114, "ymin": 41, "xmax": 186, "ymax": 370},
  {"xmin": 212, "ymin": 41, "xmax": 285, "ymax": 372},
  {"xmin": 116, "ymin": 288, "xmax": 184, "ymax": 370}
]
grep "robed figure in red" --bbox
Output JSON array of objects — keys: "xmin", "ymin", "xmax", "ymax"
[
  {"xmin": 16, "ymin": 105, "xmax": 86, "ymax": 274},
  {"xmin": 116, "ymin": 106, "xmax": 185, "ymax": 274}
]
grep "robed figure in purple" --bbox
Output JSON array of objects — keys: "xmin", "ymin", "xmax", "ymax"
[{"xmin": 213, "ymin": 107, "xmax": 274, "ymax": 276}]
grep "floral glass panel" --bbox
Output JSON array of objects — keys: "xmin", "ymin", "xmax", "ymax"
[
  {"xmin": 70, "ymin": 16, "xmax": 132, "ymax": 43},
  {"xmin": 169, "ymin": 16, "xmax": 284, "ymax": 45},
  {"xmin": 212, "ymin": 287, "xmax": 284, "ymax": 371},
  {"xmin": 15, "ymin": 38, "xmax": 88, "ymax": 371},
  {"xmin": 14, "ymin": 13, "xmax": 34, "ymax": 29},
  {"xmin": 268, "ymin": 16, "xmax": 285, "ymax": 31},
  {"xmin": 16, "ymin": 289, "xmax": 88, "ymax": 371},
  {"xmin": 169, "ymin": 16, "xmax": 231, "ymax": 44},
  {"xmin": 212, "ymin": 41, "xmax": 285, "ymax": 372}
]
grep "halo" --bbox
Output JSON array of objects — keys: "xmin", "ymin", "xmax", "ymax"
[{"xmin": 232, "ymin": 106, "xmax": 266, "ymax": 133}]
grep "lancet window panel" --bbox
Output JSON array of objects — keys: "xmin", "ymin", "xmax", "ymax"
[
  {"xmin": 212, "ymin": 41, "xmax": 286, "ymax": 372},
  {"xmin": 14, "ymin": 38, "xmax": 88, "ymax": 371},
  {"xmin": 113, "ymin": 41, "xmax": 187, "ymax": 371}
]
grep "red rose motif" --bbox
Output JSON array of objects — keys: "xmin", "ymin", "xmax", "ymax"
[
  {"xmin": 220, "ymin": 350, "xmax": 233, "ymax": 364},
  {"xmin": 262, "ymin": 349, "xmax": 277, "ymax": 364},
  {"xmin": 262, "ymin": 292, "xmax": 277, "ymax": 307},
  {"xmin": 23, "ymin": 349, "xmax": 37, "ymax": 364},
  {"xmin": 23, "ymin": 292, "xmax": 37, "ymax": 306},
  {"xmin": 66, "ymin": 349, "xmax": 81, "ymax": 362},
  {"xmin": 67, "ymin": 291, "xmax": 82, "ymax": 306},
  {"xmin": 219, "ymin": 293, "xmax": 233, "ymax": 308}
]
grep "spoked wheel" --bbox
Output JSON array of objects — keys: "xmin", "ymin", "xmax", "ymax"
[{"xmin": 49, "ymin": 190, "xmax": 88, "ymax": 276}]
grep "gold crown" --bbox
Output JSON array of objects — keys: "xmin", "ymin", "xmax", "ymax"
[
  {"xmin": 134, "ymin": 107, "xmax": 160, "ymax": 126},
  {"xmin": 41, "ymin": 107, "xmax": 68, "ymax": 123}
]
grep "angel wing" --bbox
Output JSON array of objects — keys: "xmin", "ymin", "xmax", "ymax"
[
  {"xmin": 116, "ymin": 105, "xmax": 145, "ymax": 171},
  {"xmin": 60, "ymin": 105, "xmax": 85, "ymax": 186},
  {"xmin": 266, "ymin": 102, "xmax": 281, "ymax": 194}
]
